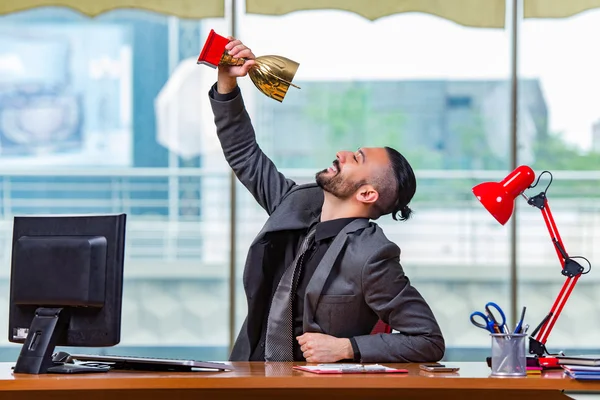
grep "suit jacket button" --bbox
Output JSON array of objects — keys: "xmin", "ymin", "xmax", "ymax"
[{"xmin": 260, "ymin": 342, "xmax": 265, "ymax": 348}]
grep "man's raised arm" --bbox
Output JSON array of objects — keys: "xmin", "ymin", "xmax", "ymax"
[{"xmin": 208, "ymin": 37, "xmax": 295, "ymax": 215}]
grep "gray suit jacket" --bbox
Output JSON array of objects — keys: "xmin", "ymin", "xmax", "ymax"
[{"xmin": 209, "ymin": 84, "xmax": 445, "ymax": 363}]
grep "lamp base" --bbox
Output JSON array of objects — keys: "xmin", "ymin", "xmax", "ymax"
[
  {"xmin": 528, "ymin": 337, "xmax": 565, "ymax": 369},
  {"xmin": 485, "ymin": 356, "xmax": 562, "ymax": 370},
  {"xmin": 535, "ymin": 356, "xmax": 561, "ymax": 369}
]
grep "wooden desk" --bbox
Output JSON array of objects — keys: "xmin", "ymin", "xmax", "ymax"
[{"xmin": 0, "ymin": 362, "xmax": 599, "ymax": 400}]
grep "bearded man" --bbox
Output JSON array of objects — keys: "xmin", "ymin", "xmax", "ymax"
[{"xmin": 208, "ymin": 37, "xmax": 445, "ymax": 364}]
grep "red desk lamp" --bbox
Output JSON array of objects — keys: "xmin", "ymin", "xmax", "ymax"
[{"xmin": 473, "ymin": 166, "xmax": 591, "ymax": 367}]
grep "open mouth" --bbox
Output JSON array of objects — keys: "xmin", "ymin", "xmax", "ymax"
[{"xmin": 327, "ymin": 160, "xmax": 340, "ymax": 174}]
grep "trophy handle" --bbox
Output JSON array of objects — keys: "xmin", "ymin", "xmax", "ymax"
[
  {"xmin": 219, "ymin": 52, "xmax": 246, "ymax": 67},
  {"xmin": 256, "ymin": 67, "xmax": 300, "ymax": 89}
]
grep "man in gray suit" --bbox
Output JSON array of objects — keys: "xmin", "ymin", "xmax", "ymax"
[{"xmin": 209, "ymin": 37, "xmax": 444, "ymax": 363}]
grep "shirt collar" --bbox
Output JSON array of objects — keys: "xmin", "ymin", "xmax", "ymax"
[{"xmin": 313, "ymin": 217, "xmax": 364, "ymax": 242}]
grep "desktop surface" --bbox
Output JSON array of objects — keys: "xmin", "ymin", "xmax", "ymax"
[{"xmin": 0, "ymin": 361, "xmax": 599, "ymax": 400}]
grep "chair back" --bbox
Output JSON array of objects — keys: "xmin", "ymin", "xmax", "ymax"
[{"xmin": 370, "ymin": 320, "xmax": 392, "ymax": 334}]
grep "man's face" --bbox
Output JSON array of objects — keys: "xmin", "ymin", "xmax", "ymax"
[{"xmin": 315, "ymin": 147, "xmax": 390, "ymax": 199}]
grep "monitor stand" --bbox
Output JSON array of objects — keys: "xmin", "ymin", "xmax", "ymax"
[
  {"xmin": 47, "ymin": 363, "xmax": 110, "ymax": 374},
  {"xmin": 13, "ymin": 307, "xmax": 108, "ymax": 374}
]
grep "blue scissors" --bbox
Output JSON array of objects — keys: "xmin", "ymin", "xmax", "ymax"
[{"xmin": 469, "ymin": 302, "xmax": 507, "ymax": 334}]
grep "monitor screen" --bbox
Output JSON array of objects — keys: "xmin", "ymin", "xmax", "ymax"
[{"xmin": 8, "ymin": 214, "xmax": 126, "ymax": 374}]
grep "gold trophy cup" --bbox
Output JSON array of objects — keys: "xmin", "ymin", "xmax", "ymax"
[{"xmin": 197, "ymin": 29, "xmax": 300, "ymax": 102}]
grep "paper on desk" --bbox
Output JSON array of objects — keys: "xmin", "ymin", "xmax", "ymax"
[{"xmin": 293, "ymin": 364, "xmax": 408, "ymax": 374}]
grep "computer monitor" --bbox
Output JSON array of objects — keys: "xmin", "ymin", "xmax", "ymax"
[{"xmin": 8, "ymin": 214, "xmax": 126, "ymax": 374}]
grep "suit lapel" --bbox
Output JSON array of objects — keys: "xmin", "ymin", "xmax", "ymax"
[
  {"xmin": 252, "ymin": 203, "xmax": 316, "ymax": 245},
  {"xmin": 245, "ymin": 206, "xmax": 314, "ymax": 313},
  {"xmin": 303, "ymin": 218, "xmax": 370, "ymax": 332},
  {"xmin": 251, "ymin": 184, "xmax": 324, "ymax": 245}
]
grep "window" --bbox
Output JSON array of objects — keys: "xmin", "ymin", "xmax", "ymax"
[{"xmin": 0, "ymin": 8, "xmax": 230, "ymax": 361}]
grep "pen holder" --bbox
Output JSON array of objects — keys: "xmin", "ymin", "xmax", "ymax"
[{"xmin": 490, "ymin": 333, "xmax": 527, "ymax": 377}]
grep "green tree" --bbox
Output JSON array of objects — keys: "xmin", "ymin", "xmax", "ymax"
[
  {"xmin": 529, "ymin": 131, "xmax": 600, "ymax": 200},
  {"xmin": 533, "ymin": 131, "xmax": 600, "ymax": 171}
]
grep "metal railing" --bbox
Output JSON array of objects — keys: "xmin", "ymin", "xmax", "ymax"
[
  {"xmin": 0, "ymin": 167, "xmax": 598, "ymax": 352},
  {"xmin": 0, "ymin": 167, "xmax": 598, "ymax": 277}
]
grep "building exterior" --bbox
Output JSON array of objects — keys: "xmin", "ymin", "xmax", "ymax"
[{"xmin": 254, "ymin": 79, "xmax": 548, "ymax": 170}]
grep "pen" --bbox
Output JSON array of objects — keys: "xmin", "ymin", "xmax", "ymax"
[{"xmin": 514, "ymin": 306, "xmax": 526, "ymax": 333}]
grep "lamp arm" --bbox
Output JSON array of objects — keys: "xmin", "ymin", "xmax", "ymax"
[{"xmin": 525, "ymin": 193, "xmax": 585, "ymax": 357}]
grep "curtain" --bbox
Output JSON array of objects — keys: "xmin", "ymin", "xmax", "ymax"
[
  {"xmin": 0, "ymin": 0, "xmax": 224, "ymax": 18},
  {"xmin": 245, "ymin": 0, "xmax": 506, "ymax": 28},
  {"xmin": 524, "ymin": 0, "xmax": 600, "ymax": 19}
]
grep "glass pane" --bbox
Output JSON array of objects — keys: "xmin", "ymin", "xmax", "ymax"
[
  {"xmin": 519, "ymin": 9, "xmax": 600, "ymax": 354},
  {"xmin": 233, "ymin": 6, "xmax": 512, "ymax": 361},
  {"xmin": 0, "ymin": 8, "xmax": 229, "ymax": 361}
]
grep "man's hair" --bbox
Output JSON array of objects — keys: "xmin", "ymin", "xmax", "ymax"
[{"xmin": 369, "ymin": 147, "xmax": 416, "ymax": 221}]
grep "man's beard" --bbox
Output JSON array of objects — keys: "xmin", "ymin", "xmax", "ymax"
[{"xmin": 315, "ymin": 162, "xmax": 365, "ymax": 200}]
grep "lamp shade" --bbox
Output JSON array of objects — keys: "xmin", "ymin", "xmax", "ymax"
[{"xmin": 472, "ymin": 165, "xmax": 535, "ymax": 225}]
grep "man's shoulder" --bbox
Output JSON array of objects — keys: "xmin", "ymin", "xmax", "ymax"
[
  {"xmin": 348, "ymin": 221, "xmax": 401, "ymax": 255},
  {"xmin": 354, "ymin": 221, "xmax": 395, "ymax": 241}
]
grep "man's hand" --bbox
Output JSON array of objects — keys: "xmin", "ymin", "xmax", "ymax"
[
  {"xmin": 296, "ymin": 333, "xmax": 354, "ymax": 363},
  {"xmin": 217, "ymin": 37, "xmax": 256, "ymax": 94}
]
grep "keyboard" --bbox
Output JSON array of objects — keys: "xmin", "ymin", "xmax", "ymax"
[{"xmin": 68, "ymin": 353, "xmax": 234, "ymax": 372}]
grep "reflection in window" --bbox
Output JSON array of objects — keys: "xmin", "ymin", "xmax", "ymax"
[
  {"xmin": 0, "ymin": 9, "xmax": 230, "ymax": 362},
  {"xmin": 0, "ymin": 23, "xmax": 132, "ymax": 167}
]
